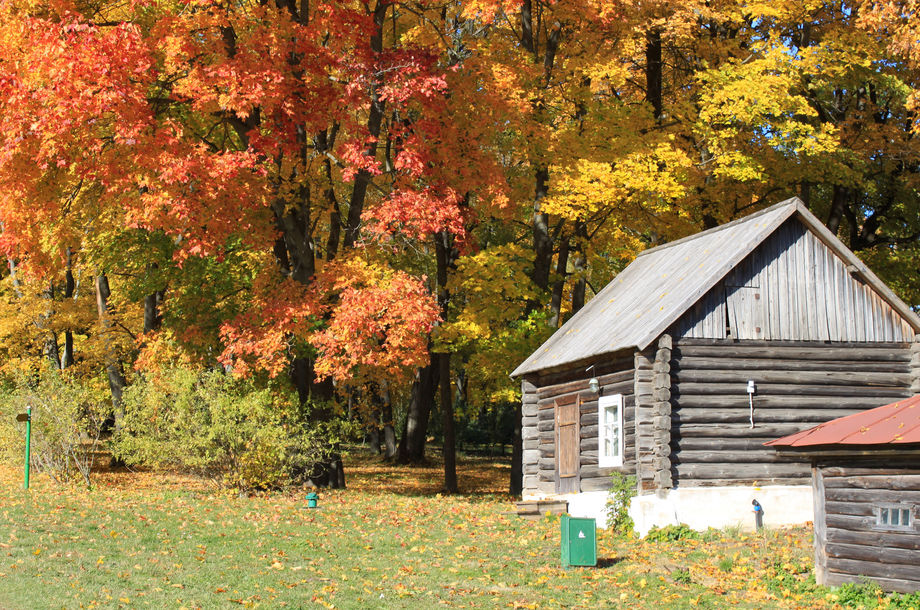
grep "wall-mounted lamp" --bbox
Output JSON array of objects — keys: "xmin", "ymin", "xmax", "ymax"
[
  {"xmin": 586, "ymin": 365, "xmax": 600, "ymax": 394},
  {"xmin": 747, "ymin": 380, "xmax": 756, "ymax": 428}
]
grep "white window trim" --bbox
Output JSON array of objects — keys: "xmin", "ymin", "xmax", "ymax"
[
  {"xmin": 598, "ymin": 394, "xmax": 624, "ymax": 468},
  {"xmin": 876, "ymin": 504, "xmax": 914, "ymax": 531}
]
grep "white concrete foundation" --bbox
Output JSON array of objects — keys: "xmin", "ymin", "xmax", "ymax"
[
  {"xmin": 522, "ymin": 491, "xmax": 610, "ymax": 526},
  {"xmin": 523, "ymin": 485, "xmax": 814, "ymax": 535},
  {"xmin": 629, "ymin": 485, "xmax": 814, "ymax": 536}
]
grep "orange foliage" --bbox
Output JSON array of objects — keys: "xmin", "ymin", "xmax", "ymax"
[{"xmin": 310, "ymin": 259, "xmax": 439, "ymax": 383}]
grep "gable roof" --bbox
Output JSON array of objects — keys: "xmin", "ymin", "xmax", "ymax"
[
  {"xmin": 766, "ymin": 395, "xmax": 920, "ymax": 447},
  {"xmin": 512, "ymin": 197, "xmax": 920, "ymax": 377}
]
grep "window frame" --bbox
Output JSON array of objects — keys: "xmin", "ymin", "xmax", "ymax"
[
  {"xmin": 875, "ymin": 504, "xmax": 915, "ymax": 531},
  {"xmin": 598, "ymin": 394, "xmax": 625, "ymax": 468}
]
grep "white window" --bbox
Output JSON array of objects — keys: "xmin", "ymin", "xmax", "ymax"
[{"xmin": 598, "ymin": 394, "xmax": 624, "ymax": 468}]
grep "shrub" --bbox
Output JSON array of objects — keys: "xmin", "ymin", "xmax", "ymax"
[
  {"xmin": 645, "ymin": 524, "xmax": 701, "ymax": 542},
  {"xmin": 835, "ymin": 581, "xmax": 884, "ymax": 607},
  {"xmin": 830, "ymin": 581, "xmax": 920, "ymax": 608},
  {"xmin": 0, "ymin": 370, "xmax": 111, "ymax": 487},
  {"xmin": 111, "ymin": 368, "xmax": 356, "ymax": 492},
  {"xmin": 605, "ymin": 472, "xmax": 637, "ymax": 533}
]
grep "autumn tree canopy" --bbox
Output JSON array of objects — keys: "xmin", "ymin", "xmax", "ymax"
[{"xmin": 0, "ymin": 0, "xmax": 918, "ymax": 488}]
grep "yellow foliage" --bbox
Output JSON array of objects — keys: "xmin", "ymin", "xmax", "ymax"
[{"xmin": 440, "ymin": 244, "xmax": 538, "ymax": 349}]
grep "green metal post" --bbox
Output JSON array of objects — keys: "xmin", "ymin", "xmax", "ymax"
[{"xmin": 23, "ymin": 405, "xmax": 31, "ymax": 490}]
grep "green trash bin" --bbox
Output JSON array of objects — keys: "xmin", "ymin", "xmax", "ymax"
[{"xmin": 560, "ymin": 515, "xmax": 597, "ymax": 568}]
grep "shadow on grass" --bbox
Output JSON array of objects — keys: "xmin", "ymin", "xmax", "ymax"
[{"xmin": 346, "ymin": 447, "xmax": 514, "ymax": 499}]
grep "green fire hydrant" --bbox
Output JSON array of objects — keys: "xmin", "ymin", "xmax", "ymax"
[{"xmin": 306, "ymin": 492, "xmax": 319, "ymax": 508}]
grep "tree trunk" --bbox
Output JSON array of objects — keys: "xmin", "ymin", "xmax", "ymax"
[
  {"xmin": 799, "ymin": 181, "xmax": 811, "ymax": 208},
  {"xmin": 827, "ymin": 185, "xmax": 850, "ymax": 235},
  {"xmin": 435, "ymin": 231, "xmax": 457, "ymax": 492},
  {"xmin": 529, "ymin": 20, "xmax": 561, "ymax": 296},
  {"xmin": 42, "ymin": 281, "xmax": 61, "ymax": 370},
  {"xmin": 570, "ymin": 220, "xmax": 588, "ymax": 315},
  {"xmin": 343, "ymin": 1, "xmax": 389, "ymax": 250},
  {"xmin": 382, "ymin": 382, "xmax": 397, "ymax": 460},
  {"xmin": 440, "ymin": 351, "xmax": 457, "ymax": 493},
  {"xmin": 368, "ymin": 409, "xmax": 381, "ymax": 455},
  {"xmin": 143, "ymin": 277, "xmax": 163, "ymax": 334},
  {"xmin": 7, "ymin": 257, "xmax": 21, "ymax": 298},
  {"xmin": 520, "ymin": 0, "xmax": 534, "ymax": 54},
  {"xmin": 61, "ymin": 248, "xmax": 75, "ymax": 369},
  {"xmin": 646, "ymin": 29, "xmax": 663, "ymax": 120},
  {"xmin": 62, "ymin": 329, "xmax": 73, "ymax": 370},
  {"xmin": 531, "ymin": 168, "xmax": 553, "ymax": 293},
  {"xmin": 95, "ymin": 274, "xmax": 128, "ymax": 426},
  {"xmin": 548, "ymin": 237, "xmax": 569, "ymax": 327},
  {"xmin": 316, "ymin": 126, "xmax": 342, "ymax": 261},
  {"xmin": 397, "ymin": 357, "xmax": 439, "ymax": 463}
]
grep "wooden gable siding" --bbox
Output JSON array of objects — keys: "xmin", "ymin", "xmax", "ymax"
[
  {"xmin": 521, "ymin": 354, "xmax": 636, "ymax": 497},
  {"xmin": 668, "ymin": 339, "xmax": 912, "ymax": 487},
  {"xmin": 815, "ymin": 460, "xmax": 920, "ymax": 593},
  {"xmin": 672, "ymin": 218, "xmax": 915, "ymax": 342}
]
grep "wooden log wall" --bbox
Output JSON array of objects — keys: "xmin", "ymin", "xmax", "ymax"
[
  {"xmin": 652, "ymin": 335, "xmax": 673, "ymax": 491},
  {"xmin": 669, "ymin": 339, "xmax": 913, "ymax": 487},
  {"xmin": 521, "ymin": 379, "xmax": 540, "ymax": 496},
  {"xmin": 521, "ymin": 352, "xmax": 636, "ymax": 497},
  {"xmin": 816, "ymin": 459, "xmax": 920, "ymax": 593},
  {"xmin": 634, "ymin": 347, "xmax": 656, "ymax": 492}
]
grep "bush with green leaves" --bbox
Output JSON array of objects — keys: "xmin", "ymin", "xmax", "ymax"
[
  {"xmin": 0, "ymin": 370, "xmax": 112, "ymax": 487},
  {"xmin": 605, "ymin": 472, "xmax": 637, "ymax": 533},
  {"xmin": 111, "ymin": 368, "xmax": 356, "ymax": 492},
  {"xmin": 645, "ymin": 524, "xmax": 701, "ymax": 542}
]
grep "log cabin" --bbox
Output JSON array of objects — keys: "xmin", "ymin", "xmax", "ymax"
[
  {"xmin": 511, "ymin": 197, "xmax": 920, "ymax": 534},
  {"xmin": 768, "ymin": 395, "xmax": 920, "ymax": 593}
]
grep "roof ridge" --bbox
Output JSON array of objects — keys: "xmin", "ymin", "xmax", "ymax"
[{"xmin": 635, "ymin": 197, "xmax": 801, "ymax": 259}]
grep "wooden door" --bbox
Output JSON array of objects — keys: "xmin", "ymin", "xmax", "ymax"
[{"xmin": 555, "ymin": 396, "xmax": 580, "ymax": 494}]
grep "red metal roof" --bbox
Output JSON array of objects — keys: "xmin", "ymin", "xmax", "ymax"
[{"xmin": 766, "ymin": 395, "xmax": 920, "ymax": 447}]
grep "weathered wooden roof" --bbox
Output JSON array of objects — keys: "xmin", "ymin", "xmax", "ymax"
[
  {"xmin": 766, "ymin": 395, "xmax": 920, "ymax": 447},
  {"xmin": 512, "ymin": 197, "xmax": 920, "ymax": 377}
]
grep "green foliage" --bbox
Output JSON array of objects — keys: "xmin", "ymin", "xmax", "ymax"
[
  {"xmin": 0, "ymin": 370, "xmax": 111, "ymax": 487},
  {"xmin": 827, "ymin": 581, "xmax": 920, "ymax": 609},
  {"xmin": 717, "ymin": 556, "xmax": 734, "ymax": 572},
  {"xmin": 835, "ymin": 581, "xmax": 885, "ymax": 607},
  {"xmin": 644, "ymin": 524, "xmax": 701, "ymax": 543},
  {"xmin": 111, "ymin": 368, "xmax": 357, "ymax": 492},
  {"xmin": 763, "ymin": 557, "xmax": 818, "ymax": 598},
  {"xmin": 889, "ymin": 591, "xmax": 920, "ymax": 609},
  {"xmin": 671, "ymin": 568, "xmax": 692, "ymax": 584},
  {"xmin": 605, "ymin": 472, "xmax": 637, "ymax": 533}
]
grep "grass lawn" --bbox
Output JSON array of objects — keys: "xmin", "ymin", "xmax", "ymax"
[{"xmin": 0, "ymin": 453, "xmax": 901, "ymax": 609}]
